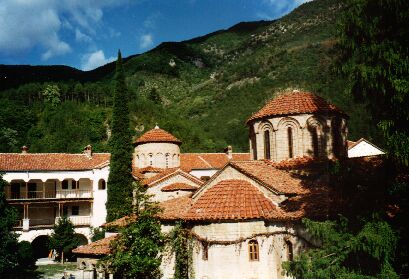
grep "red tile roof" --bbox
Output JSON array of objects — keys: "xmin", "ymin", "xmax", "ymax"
[
  {"xmin": 229, "ymin": 161, "xmax": 307, "ymax": 195},
  {"xmin": 141, "ymin": 168, "xmax": 204, "ymax": 187},
  {"xmin": 102, "ymin": 214, "xmax": 137, "ymax": 228},
  {"xmin": 158, "ymin": 196, "xmax": 193, "ymax": 221},
  {"xmin": 180, "ymin": 153, "xmax": 250, "ymax": 171},
  {"xmin": 247, "ymin": 91, "xmax": 346, "ymax": 123},
  {"xmin": 161, "ymin": 183, "xmax": 198, "ymax": 192},
  {"xmin": 134, "ymin": 126, "xmax": 181, "ymax": 145},
  {"xmin": 72, "ymin": 235, "xmax": 118, "ymax": 255},
  {"xmin": 185, "ymin": 180, "xmax": 284, "ymax": 221},
  {"xmin": 0, "ymin": 153, "xmax": 110, "ymax": 171}
]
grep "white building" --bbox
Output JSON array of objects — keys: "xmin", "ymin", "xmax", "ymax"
[
  {"xmin": 347, "ymin": 138, "xmax": 386, "ymax": 158},
  {"xmin": 0, "ymin": 145, "xmax": 110, "ymax": 258}
]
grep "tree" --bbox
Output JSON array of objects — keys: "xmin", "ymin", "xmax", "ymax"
[
  {"xmin": 339, "ymin": 0, "xmax": 409, "ymax": 166},
  {"xmin": 49, "ymin": 217, "xmax": 80, "ymax": 263},
  {"xmin": 105, "ymin": 182, "xmax": 164, "ymax": 279},
  {"xmin": 148, "ymin": 87, "xmax": 161, "ymax": 104},
  {"xmin": 42, "ymin": 84, "xmax": 61, "ymax": 107},
  {"xmin": 0, "ymin": 174, "xmax": 19, "ymax": 275},
  {"xmin": 283, "ymin": 217, "xmax": 398, "ymax": 279},
  {"xmin": 106, "ymin": 50, "xmax": 134, "ymax": 222}
]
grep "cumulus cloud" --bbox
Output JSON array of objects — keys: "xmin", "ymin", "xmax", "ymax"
[
  {"xmin": 0, "ymin": 0, "xmax": 125, "ymax": 60},
  {"xmin": 81, "ymin": 50, "xmax": 115, "ymax": 71},
  {"xmin": 139, "ymin": 34, "xmax": 154, "ymax": 49}
]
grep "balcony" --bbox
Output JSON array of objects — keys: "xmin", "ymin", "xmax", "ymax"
[
  {"xmin": 6, "ymin": 189, "xmax": 93, "ymax": 200},
  {"xmin": 14, "ymin": 216, "xmax": 91, "ymax": 229}
]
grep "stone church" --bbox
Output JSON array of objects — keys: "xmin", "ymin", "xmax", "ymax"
[{"xmin": 73, "ymin": 91, "xmax": 357, "ymax": 279}]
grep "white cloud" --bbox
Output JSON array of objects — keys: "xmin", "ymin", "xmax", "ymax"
[
  {"xmin": 81, "ymin": 50, "xmax": 115, "ymax": 71},
  {"xmin": 139, "ymin": 34, "xmax": 154, "ymax": 49},
  {"xmin": 75, "ymin": 29, "xmax": 92, "ymax": 43},
  {"xmin": 0, "ymin": 0, "xmax": 127, "ymax": 60}
]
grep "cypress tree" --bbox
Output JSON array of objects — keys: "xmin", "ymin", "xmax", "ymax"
[
  {"xmin": 0, "ymin": 174, "xmax": 19, "ymax": 275},
  {"xmin": 106, "ymin": 50, "xmax": 134, "ymax": 222}
]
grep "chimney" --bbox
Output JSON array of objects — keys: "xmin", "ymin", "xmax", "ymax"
[
  {"xmin": 225, "ymin": 145, "xmax": 233, "ymax": 160},
  {"xmin": 84, "ymin": 145, "xmax": 92, "ymax": 158},
  {"xmin": 21, "ymin": 146, "xmax": 29, "ymax": 154}
]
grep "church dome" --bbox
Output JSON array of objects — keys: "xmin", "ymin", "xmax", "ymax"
[
  {"xmin": 134, "ymin": 125, "xmax": 182, "ymax": 145},
  {"xmin": 133, "ymin": 125, "xmax": 181, "ymax": 169},
  {"xmin": 247, "ymin": 91, "xmax": 346, "ymax": 124}
]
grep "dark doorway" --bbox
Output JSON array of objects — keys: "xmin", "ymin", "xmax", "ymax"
[{"xmin": 31, "ymin": 235, "xmax": 50, "ymax": 259}]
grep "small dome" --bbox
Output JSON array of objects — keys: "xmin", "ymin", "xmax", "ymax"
[
  {"xmin": 134, "ymin": 125, "xmax": 182, "ymax": 145},
  {"xmin": 247, "ymin": 91, "xmax": 346, "ymax": 123}
]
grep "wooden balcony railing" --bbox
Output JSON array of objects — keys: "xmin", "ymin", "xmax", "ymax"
[
  {"xmin": 14, "ymin": 216, "xmax": 91, "ymax": 229},
  {"xmin": 6, "ymin": 190, "xmax": 93, "ymax": 200}
]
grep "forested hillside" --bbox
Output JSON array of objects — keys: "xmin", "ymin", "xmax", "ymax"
[{"xmin": 0, "ymin": 0, "xmax": 379, "ymax": 154}]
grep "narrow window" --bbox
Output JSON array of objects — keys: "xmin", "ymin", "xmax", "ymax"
[
  {"xmin": 165, "ymin": 154, "xmax": 170, "ymax": 168},
  {"xmin": 62, "ymin": 180, "xmax": 68, "ymax": 189},
  {"xmin": 72, "ymin": 206, "xmax": 80, "ymax": 216},
  {"xmin": 149, "ymin": 154, "xmax": 153, "ymax": 166},
  {"xmin": 202, "ymin": 242, "xmax": 208, "ymax": 260},
  {"xmin": 286, "ymin": 240, "xmax": 294, "ymax": 261},
  {"xmin": 251, "ymin": 134, "xmax": 257, "ymax": 160},
  {"xmin": 287, "ymin": 127, "xmax": 294, "ymax": 158},
  {"xmin": 264, "ymin": 130, "xmax": 271, "ymax": 160},
  {"xmin": 311, "ymin": 127, "xmax": 319, "ymax": 157},
  {"xmin": 248, "ymin": 240, "xmax": 259, "ymax": 261},
  {"xmin": 98, "ymin": 179, "xmax": 106, "ymax": 190},
  {"xmin": 332, "ymin": 118, "xmax": 342, "ymax": 157}
]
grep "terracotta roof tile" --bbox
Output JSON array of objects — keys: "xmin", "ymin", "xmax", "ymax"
[
  {"xmin": 230, "ymin": 161, "xmax": 307, "ymax": 195},
  {"xmin": 180, "ymin": 153, "xmax": 250, "ymax": 171},
  {"xmin": 134, "ymin": 126, "xmax": 181, "ymax": 145},
  {"xmin": 0, "ymin": 153, "xmax": 110, "ymax": 171},
  {"xmin": 185, "ymin": 180, "xmax": 284, "ymax": 221},
  {"xmin": 72, "ymin": 235, "xmax": 118, "ymax": 255},
  {"xmin": 247, "ymin": 91, "xmax": 346, "ymax": 123},
  {"xmin": 102, "ymin": 215, "xmax": 137, "ymax": 228},
  {"xmin": 161, "ymin": 183, "xmax": 198, "ymax": 192},
  {"xmin": 158, "ymin": 196, "xmax": 193, "ymax": 221}
]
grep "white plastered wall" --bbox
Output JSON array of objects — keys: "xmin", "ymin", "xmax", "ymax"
[
  {"xmin": 147, "ymin": 173, "xmax": 200, "ymax": 202},
  {"xmin": 134, "ymin": 142, "xmax": 180, "ymax": 168}
]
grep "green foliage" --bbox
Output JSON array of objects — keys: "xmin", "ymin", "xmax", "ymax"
[
  {"xmin": 17, "ymin": 241, "xmax": 36, "ymax": 270},
  {"xmin": 49, "ymin": 216, "xmax": 80, "ymax": 262},
  {"xmin": 168, "ymin": 223, "xmax": 194, "ymax": 279},
  {"xmin": 105, "ymin": 182, "xmax": 164, "ymax": 279},
  {"xmin": 106, "ymin": 50, "xmax": 134, "ymax": 222},
  {"xmin": 42, "ymin": 84, "xmax": 61, "ymax": 107},
  {"xmin": 0, "ymin": 174, "xmax": 19, "ymax": 275},
  {"xmin": 283, "ymin": 217, "xmax": 398, "ymax": 279},
  {"xmin": 91, "ymin": 227, "xmax": 106, "ymax": 242},
  {"xmin": 339, "ymin": 0, "xmax": 409, "ymax": 166}
]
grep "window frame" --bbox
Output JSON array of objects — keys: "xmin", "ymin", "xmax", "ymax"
[
  {"xmin": 264, "ymin": 130, "xmax": 271, "ymax": 160},
  {"xmin": 248, "ymin": 239, "xmax": 259, "ymax": 261}
]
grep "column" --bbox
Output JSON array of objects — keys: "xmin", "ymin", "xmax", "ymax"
[{"xmin": 23, "ymin": 204, "xmax": 30, "ymax": 231}]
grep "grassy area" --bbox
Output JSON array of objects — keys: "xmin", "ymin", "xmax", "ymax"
[{"xmin": 8, "ymin": 263, "xmax": 78, "ymax": 279}]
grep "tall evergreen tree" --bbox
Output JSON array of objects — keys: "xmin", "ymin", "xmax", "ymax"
[
  {"xmin": 0, "ymin": 174, "xmax": 19, "ymax": 275},
  {"xmin": 339, "ymin": 0, "xmax": 409, "ymax": 166},
  {"xmin": 106, "ymin": 50, "xmax": 134, "ymax": 222}
]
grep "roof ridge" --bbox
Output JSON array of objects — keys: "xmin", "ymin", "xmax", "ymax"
[{"xmin": 197, "ymin": 155, "xmax": 213, "ymax": 168}]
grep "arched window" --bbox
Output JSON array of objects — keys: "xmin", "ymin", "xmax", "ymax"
[
  {"xmin": 264, "ymin": 130, "xmax": 271, "ymax": 160},
  {"xmin": 202, "ymin": 242, "xmax": 208, "ymax": 260},
  {"xmin": 287, "ymin": 127, "xmax": 294, "ymax": 158},
  {"xmin": 248, "ymin": 240, "xmax": 259, "ymax": 261},
  {"xmin": 311, "ymin": 127, "xmax": 319, "ymax": 157},
  {"xmin": 285, "ymin": 240, "xmax": 293, "ymax": 261},
  {"xmin": 98, "ymin": 179, "xmax": 106, "ymax": 190},
  {"xmin": 332, "ymin": 118, "xmax": 342, "ymax": 157}
]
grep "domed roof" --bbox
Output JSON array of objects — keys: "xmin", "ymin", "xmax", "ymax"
[
  {"xmin": 134, "ymin": 125, "xmax": 182, "ymax": 145},
  {"xmin": 247, "ymin": 91, "xmax": 346, "ymax": 123}
]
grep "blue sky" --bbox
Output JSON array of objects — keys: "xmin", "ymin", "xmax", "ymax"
[{"xmin": 0, "ymin": 0, "xmax": 309, "ymax": 71}]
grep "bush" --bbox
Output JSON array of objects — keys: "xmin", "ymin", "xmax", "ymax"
[{"xmin": 17, "ymin": 241, "xmax": 36, "ymax": 270}]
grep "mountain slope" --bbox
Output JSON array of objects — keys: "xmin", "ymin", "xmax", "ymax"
[{"xmin": 0, "ymin": 0, "xmax": 379, "ymax": 154}]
